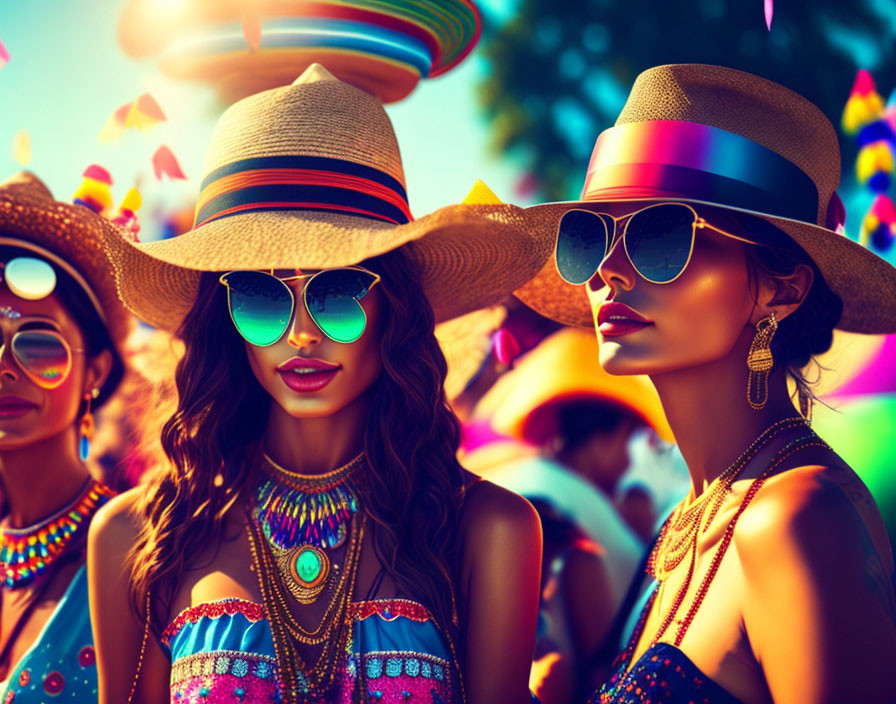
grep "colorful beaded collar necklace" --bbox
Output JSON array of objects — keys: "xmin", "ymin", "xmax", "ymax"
[
  {"xmin": 0, "ymin": 478, "xmax": 114, "ymax": 589},
  {"xmin": 253, "ymin": 452, "xmax": 362, "ymax": 604}
]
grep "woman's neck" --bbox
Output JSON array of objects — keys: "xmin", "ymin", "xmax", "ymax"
[
  {"xmin": 0, "ymin": 425, "xmax": 90, "ymax": 528},
  {"xmin": 650, "ymin": 332, "xmax": 801, "ymax": 498},
  {"xmin": 263, "ymin": 390, "xmax": 372, "ymax": 475}
]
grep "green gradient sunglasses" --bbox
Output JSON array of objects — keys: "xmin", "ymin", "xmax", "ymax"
[{"xmin": 219, "ymin": 267, "xmax": 381, "ymax": 346}]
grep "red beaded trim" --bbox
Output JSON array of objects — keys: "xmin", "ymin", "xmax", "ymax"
[
  {"xmin": 347, "ymin": 598, "xmax": 433, "ymax": 623},
  {"xmin": 160, "ymin": 598, "xmax": 266, "ymax": 646}
]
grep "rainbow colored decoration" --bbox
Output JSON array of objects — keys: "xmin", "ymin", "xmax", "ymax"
[
  {"xmin": 859, "ymin": 193, "xmax": 896, "ymax": 251},
  {"xmin": 842, "ymin": 70, "xmax": 896, "ymax": 252},
  {"xmin": 72, "ymin": 164, "xmax": 114, "ymax": 215},
  {"xmin": 0, "ymin": 481, "xmax": 114, "ymax": 589},
  {"xmin": 118, "ymin": 0, "xmax": 481, "ymax": 104}
]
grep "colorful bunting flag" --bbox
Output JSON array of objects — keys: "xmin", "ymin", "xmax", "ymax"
[
  {"xmin": 152, "ymin": 145, "xmax": 186, "ymax": 180},
  {"xmin": 12, "ymin": 130, "xmax": 30, "ymax": 166}
]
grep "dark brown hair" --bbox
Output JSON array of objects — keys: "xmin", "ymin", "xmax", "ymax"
[{"xmin": 128, "ymin": 249, "xmax": 466, "ymax": 639}]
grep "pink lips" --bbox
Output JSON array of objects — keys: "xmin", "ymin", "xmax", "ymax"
[
  {"xmin": 596, "ymin": 301, "xmax": 653, "ymax": 338},
  {"xmin": 276, "ymin": 357, "xmax": 342, "ymax": 393},
  {"xmin": 0, "ymin": 395, "xmax": 37, "ymax": 418}
]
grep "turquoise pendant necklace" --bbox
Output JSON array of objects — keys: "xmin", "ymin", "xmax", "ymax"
[{"xmin": 253, "ymin": 453, "xmax": 362, "ymax": 604}]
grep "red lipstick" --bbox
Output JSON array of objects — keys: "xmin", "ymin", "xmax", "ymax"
[
  {"xmin": 276, "ymin": 357, "xmax": 342, "ymax": 393},
  {"xmin": 597, "ymin": 301, "xmax": 653, "ymax": 338},
  {"xmin": 0, "ymin": 396, "xmax": 37, "ymax": 418}
]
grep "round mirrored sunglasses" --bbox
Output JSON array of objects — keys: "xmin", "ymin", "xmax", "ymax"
[{"xmin": 219, "ymin": 267, "xmax": 381, "ymax": 347}]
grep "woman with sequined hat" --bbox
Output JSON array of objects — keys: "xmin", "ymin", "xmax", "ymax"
[
  {"xmin": 89, "ymin": 64, "xmax": 546, "ymax": 704},
  {"xmin": 516, "ymin": 64, "xmax": 896, "ymax": 703},
  {"xmin": 0, "ymin": 172, "xmax": 131, "ymax": 701}
]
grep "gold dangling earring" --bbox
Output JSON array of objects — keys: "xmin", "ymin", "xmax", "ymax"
[
  {"xmin": 747, "ymin": 311, "xmax": 778, "ymax": 410},
  {"xmin": 79, "ymin": 388, "xmax": 99, "ymax": 461}
]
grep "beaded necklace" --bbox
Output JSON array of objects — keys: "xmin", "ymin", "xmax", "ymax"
[
  {"xmin": 0, "ymin": 478, "xmax": 114, "ymax": 589},
  {"xmin": 650, "ymin": 431, "xmax": 829, "ymax": 647},
  {"xmin": 648, "ymin": 417, "xmax": 807, "ymax": 581},
  {"xmin": 246, "ymin": 510, "xmax": 363, "ymax": 704},
  {"xmin": 253, "ymin": 453, "xmax": 362, "ymax": 604}
]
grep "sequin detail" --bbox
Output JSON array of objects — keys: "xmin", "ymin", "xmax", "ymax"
[
  {"xmin": 169, "ymin": 651, "xmax": 279, "ymax": 704},
  {"xmin": 594, "ymin": 642, "xmax": 743, "ymax": 703},
  {"xmin": 347, "ymin": 598, "xmax": 432, "ymax": 623}
]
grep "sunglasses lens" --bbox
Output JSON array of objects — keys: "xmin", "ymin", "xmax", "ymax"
[
  {"xmin": 4, "ymin": 257, "xmax": 56, "ymax": 300},
  {"xmin": 556, "ymin": 210, "xmax": 609, "ymax": 285},
  {"xmin": 11, "ymin": 332, "xmax": 71, "ymax": 388},
  {"xmin": 304, "ymin": 269, "xmax": 377, "ymax": 343},
  {"xmin": 224, "ymin": 271, "xmax": 293, "ymax": 346},
  {"xmin": 625, "ymin": 204, "xmax": 695, "ymax": 283}
]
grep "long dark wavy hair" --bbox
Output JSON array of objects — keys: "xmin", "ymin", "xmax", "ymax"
[{"xmin": 128, "ymin": 248, "xmax": 466, "ymax": 640}]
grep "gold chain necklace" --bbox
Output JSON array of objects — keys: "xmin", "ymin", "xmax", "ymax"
[
  {"xmin": 649, "ymin": 417, "xmax": 807, "ymax": 581},
  {"xmin": 246, "ymin": 512, "xmax": 364, "ymax": 704}
]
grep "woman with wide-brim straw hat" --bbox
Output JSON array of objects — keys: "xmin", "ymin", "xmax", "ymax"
[
  {"xmin": 0, "ymin": 172, "xmax": 133, "ymax": 702},
  {"xmin": 88, "ymin": 64, "xmax": 546, "ymax": 704},
  {"xmin": 516, "ymin": 64, "xmax": 896, "ymax": 703}
]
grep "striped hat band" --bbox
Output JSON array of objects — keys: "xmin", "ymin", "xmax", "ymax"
[{"xmin": 194, "ymin": 154, "xmax": 413, "ymax": 228}]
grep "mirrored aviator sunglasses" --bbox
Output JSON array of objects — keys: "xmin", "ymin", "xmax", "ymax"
[
  {"xmin": 0, "ymin": 257, "xmax": 75, "ymax": 389},
  {"xmin": 7, "ymin": 331, "xmax": 78, "ymax": 389},
  {"xmin": 219, "ymin": 267, "xmax": 381, "ymax": 347},
  {"xmin": 555, "ymin": 202, "xmax": 760, "ymax": 286}
]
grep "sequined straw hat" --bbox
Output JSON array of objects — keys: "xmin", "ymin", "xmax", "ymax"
[
  {"xmin": 516, "ymin": 64, "xmax": 896, "ymax": 334},
  {"xmin": 0, "ymin": 172, "xmax": 132, "ymax": 349},
  {"xmin": 104, "ymin": 63, "xmax": 549, "ymax": 331}
]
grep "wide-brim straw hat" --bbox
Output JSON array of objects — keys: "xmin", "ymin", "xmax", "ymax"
[
  {"xmin": 104, "ymin": 63, "xmax": 549, "ymax": 332},
  {"xmin": 475, "ymin": 327, "xmax": 673, "ymax": 444},
  {"xmin": 516, "ymin": 64, "xmax": 896, "ymax": 335},
  {"xmin": 0, "ymin": 172, "xmax": 132, "ymax": 357}
]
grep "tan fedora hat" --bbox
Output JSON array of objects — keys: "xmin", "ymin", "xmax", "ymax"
[
  {"xmin": 515, "ymin": 64, "xmax": 896, "ymax": 335},
  {"xmin": 103, "ymin": 63, "xmax": 549, "ymax": 331}
]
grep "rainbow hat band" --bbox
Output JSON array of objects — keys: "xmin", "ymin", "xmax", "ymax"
[
  {"xmin": 516, "ymin": 64, "xmax": 896, "ymax": 335},
  {"xmin": 194, "ymin": 154, "xmax": 413, "ymax": 228},
  {"xmin": 582, "ymin": 120, "xmax": 828, "ymax": 228},
  {"xmin": 120, "ymin": 0, "xmax": 481, "ymax": 104}
]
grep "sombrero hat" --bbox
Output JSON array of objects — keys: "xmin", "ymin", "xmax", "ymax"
[
  {"xmin": 104, "ymin": 63, "xmax": 549, "ymax": 331},
  {"xmin": 475, "ymin": 327, "xmax": 673, "ymax": 444},
  {"xmin": 516, "ymin": 64, "xmax": 896, "ymax": 335}
]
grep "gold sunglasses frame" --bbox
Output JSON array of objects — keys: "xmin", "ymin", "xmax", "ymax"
[
  {"xmin": 555, "ymin": 202, "xmax": 762, "ymax": 286},
  {"xmin": 218, "ymin": 265, "xmax": 382, "ymax": 346}
]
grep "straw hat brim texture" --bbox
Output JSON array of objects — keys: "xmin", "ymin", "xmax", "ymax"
[
  {"xmin": 0, "ymin": 172, "xmax": 133, "ymax": 349},
  {"xmin": 514, "ymin": 197, "xmax": 896, "ymax": 335},
  {"xmin": 105, "ymin": 202, "xmax": 548, "ymax": 331}
]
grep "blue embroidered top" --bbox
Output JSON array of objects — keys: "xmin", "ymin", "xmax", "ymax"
[
  {"xmin": 161, "ymin": 597, "xmax": 460, "ymax": 703},
  {"xmin": 1, "ymin": 565, "xmax": 99, "ymax": 703}
]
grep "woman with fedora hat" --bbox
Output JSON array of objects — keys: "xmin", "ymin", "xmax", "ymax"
[
  {"xmin": 0, "ymin": 173, "xmax": 131, "ymax": 701},
  {"xmin": 88, "ymin": 65, "xmax": 546, "ymax": 704},
  {"xmin": 517, "ymin": 64, "xmax": 896, "ymax": 703}
]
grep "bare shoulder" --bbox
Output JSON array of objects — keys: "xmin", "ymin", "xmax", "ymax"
[
  {"xmin": 737, "ymin": 464, "xmax": 883, "ymax": 547},
  {"xmin": 460, "ymin": 478, "xmax": 542, "ymax": 545},
  {"xmin": 735, "ymin": 463, "xmax": 894, "ymax": 596},
  {"xmin": 88, "ymin": 486, "xmax": 145, "ymax": 556}
]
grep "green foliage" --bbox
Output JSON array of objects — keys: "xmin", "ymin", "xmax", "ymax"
[{"xmin": 478, "ymin": 0, "xmax": 896, "ymax": 201}]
